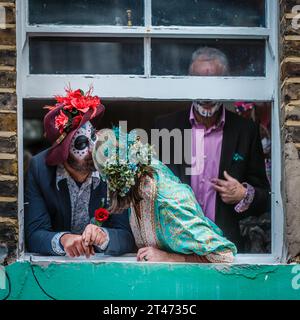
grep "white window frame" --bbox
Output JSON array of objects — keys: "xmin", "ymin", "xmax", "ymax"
[{"xmin": 16, "ymin": 0, "xmax": 284, "ymax": 264}]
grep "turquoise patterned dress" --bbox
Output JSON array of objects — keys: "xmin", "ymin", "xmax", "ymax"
[{"xmin": 129, "ymin": 160, "xmax": 237, "ymax": 262}]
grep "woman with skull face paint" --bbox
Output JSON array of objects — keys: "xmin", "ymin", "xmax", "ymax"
[{"xmin": 24, "ymin": 87, "xmax": 135, "ymax": 257}]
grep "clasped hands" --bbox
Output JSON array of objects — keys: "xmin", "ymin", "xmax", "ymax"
[{"xmin": 60, "ymin": 224, "xmax": 107, "ymax": 258}]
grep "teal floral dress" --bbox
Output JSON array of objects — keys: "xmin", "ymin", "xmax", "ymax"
[{"xmin": 129, "ymin": 160, "xmax": 237, "ymax": 263}]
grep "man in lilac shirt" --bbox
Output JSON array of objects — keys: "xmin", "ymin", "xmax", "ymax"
[{"xmin": 155, "ymin": 47, "xmax": 270, "ymax": 252}]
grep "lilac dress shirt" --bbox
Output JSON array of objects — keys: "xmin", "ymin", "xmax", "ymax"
[
  {"xmin": 190, "ymin": 104, "xmax": 255, "ymax": 222},
  {"xmin": 190, "ymin": 104, "xmax": 225, "ymax": 222}
]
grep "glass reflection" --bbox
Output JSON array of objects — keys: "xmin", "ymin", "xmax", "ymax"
[
  {"xmin": 152, "ymin": 0, "xmax": 265, "ymax": 27},
  {"xmin": 29, "ymin": 0, "xmax": 144, "ymax": 26},
  {"xmin": 29, "ymin": 37, "xmax": 144, "ymax": 75},
  {"xmin": 151, "ymin": 39, "xmax": 265, "ymax": 77}
]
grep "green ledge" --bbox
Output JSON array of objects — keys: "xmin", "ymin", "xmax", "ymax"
[{"xmin": 1, "ymin": 261, "xmax": 300, "ymax": 300}]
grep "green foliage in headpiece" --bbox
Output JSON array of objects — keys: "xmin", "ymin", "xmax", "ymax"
[{"xmin": 96, "ymin": 127, "xmax": 156, "ymax": 197}]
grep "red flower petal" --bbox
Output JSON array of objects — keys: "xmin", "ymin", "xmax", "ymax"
[{"xmin": 94, "ymin": 208, "xmax": 110, "ymax": 223}]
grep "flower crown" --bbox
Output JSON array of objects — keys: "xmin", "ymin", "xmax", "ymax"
[
  {"xmin": 93, "ymin": 127, "xmax": 156, "ymax": 197},
  {"xmin": 45, "ymin": 85, "xmax": 101, "ymax": 140}
]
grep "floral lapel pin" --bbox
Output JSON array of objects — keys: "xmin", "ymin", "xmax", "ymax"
[
  {"xmin": 233, "ymin": 153, "xmax": 244, "ymax": 162},
  {"xmin": 91, "ymin": 199, "xmax": 110, "ymax": 227}
]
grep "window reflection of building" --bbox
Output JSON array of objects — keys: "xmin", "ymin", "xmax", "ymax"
[
  {"xmin": 29, "ymin": 0, "xmax": 144, "ymax": 26},
  {"xmin": 152, "ymin": 0, "xmax": 265, "ymax": 27},
  {"xmin": 152, "ymin": 39, "xmax": 265, "ymax": 77},
  {"xmin": 30, "ymin": 38, "xmax": 144, "ymax": 75}
]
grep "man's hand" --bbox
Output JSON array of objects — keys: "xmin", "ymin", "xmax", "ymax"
[
  {"xmin": 82, "ymin": 224, "xmax": 107, "ymax": 247},
  {"xmin": 60, "ymin": 234, "xmax": 95, "ymax": 258},
  {"xmin": 137, "ymin": 247, "xmax": 185, "ymax": 262},
  {"xmin": 211, "ymin": 171, "xmax": 247, "ymax": 204}
]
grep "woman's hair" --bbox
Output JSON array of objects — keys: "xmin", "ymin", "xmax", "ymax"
[
  {"xmin": 93, "ymin": 127, "xmax": 156, "ymax": 213},
  {"xmin": 108, "ymin": 165, "xmax": 155, "ymax": 214}
]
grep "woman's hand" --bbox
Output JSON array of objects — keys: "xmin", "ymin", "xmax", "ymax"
[{"xmin": 137, "ymin": 246, "xmax": 185, "ymax": 262}]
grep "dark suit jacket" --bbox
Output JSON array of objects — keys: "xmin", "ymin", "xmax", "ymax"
[
  {"xmin": 155, "ymin": 108, "xmax": 270, "ymax": 252},
  {"xmin": 24, "ymin": 149, "xmax": 135, "ymax": 256}
]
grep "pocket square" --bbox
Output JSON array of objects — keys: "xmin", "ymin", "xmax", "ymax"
[{"xmin": 233, "ymin": 153, "xmax": 244, "ymax": 161}]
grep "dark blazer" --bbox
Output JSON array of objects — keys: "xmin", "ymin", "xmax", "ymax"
[
  {"xmin": 154, "ymin": 108, "xmax": 270, "ymax": 252},
  {"xmin": 24, "ymin": 149, "xmax": 135, "ymax": 256}
]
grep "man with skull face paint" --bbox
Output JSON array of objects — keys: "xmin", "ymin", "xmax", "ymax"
[
  {"xmin": 24, "ymin": 88, "xmax": 135, "ymax": 257},
  {"xmin": 154, "ymin": 48, "xmax": 270, "ymax": 254}
]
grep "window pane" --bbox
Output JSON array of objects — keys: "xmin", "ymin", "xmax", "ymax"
[
  {"xmin": 29, "ymin": 0, "xmax": 144, "ymax": 26},
  {"xmin": 151, "ymin": 39, "xmax": 265, "ymax": 77},
  {"xmin": 152, "ymin": 0, "xmax": 265, "ymax": 27},
  {"xmin": 29, "ymin": 37, "xmax": 144, "ymax": 75}
]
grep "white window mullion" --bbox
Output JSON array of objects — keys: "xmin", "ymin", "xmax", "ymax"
[
  {"xmin": 25, "ymin": 0, "xmax": 29, "ymax": 25},
  {"xmin": 269, "ymin": 0, "xmax": 284, "ymax": 262},
  {"xmin": 144, "ymin": 37, "xmax": 151, "ymax": 77},
  {"xmin": 149, "ymin": 27, "xmax": 270, "ymax": 39},
  {"xmin": 144, "ymin": 0, "xmax": 152, "ymax": 27},
  {"xmin": 266, "ymin": 0, "xmax": 277, "ymax": 60},
  {"xmin": 25, "ymin": 25, "xmax": 270, "ymax": 40},
  {"xmin": 25, "ymin": 25, "xmax": 147, "ymax": 38},
  {"xmin": 144, "ymin": 0, "xmax": 152, "ymax": 77},
  {"xmin": 24, "ymin": 75, "xmax": 273, "ymax": 101}
]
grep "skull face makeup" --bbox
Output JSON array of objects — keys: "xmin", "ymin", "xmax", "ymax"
[
  {"xmin": 67, "ymin": 121, "xmax": 97, "ymax": 173},
  {"xmin": 193, "ymin": 100, "xmax": 222, "ymax": 118},
  {"xmin": 70, "ymin": 121, "xmax": 97, "ymax": 160}
]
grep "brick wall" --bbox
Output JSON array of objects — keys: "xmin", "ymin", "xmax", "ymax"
[
  {"xmin": 0, "ymin": 0, "xmax": 18, "ymax": 264},
  {"xmin": 281, "ymin": 0, "xmax": 300, "ymax": 261}
]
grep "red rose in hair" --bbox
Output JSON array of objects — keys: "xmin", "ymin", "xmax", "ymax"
[
  {"xmin": 54, "ymin": 110, "xmax": 69, "ymax": 133},
  {"xmin": 94, "ymin": 208, "xmax": 109, "ymax": 223},
  {"xmin": 71, "ymin": 97, "xmax": 90, "ymax": 113},
  {"xmin": 86, "ymin": 96, "xmax": 101, "ymax": 109},
  {"xmin": 55, "ymin": 88, "xmax": 82, "ymax": 107}
]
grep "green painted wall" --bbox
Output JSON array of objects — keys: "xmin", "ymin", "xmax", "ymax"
[{"xmin": 1, "ymin": 262, "xmax": 300, "ymax": 300}]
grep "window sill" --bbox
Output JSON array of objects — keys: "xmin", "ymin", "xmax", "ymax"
[{"xmin": 20, "ymin": 253, "xmax": 284, "ymax": 265}]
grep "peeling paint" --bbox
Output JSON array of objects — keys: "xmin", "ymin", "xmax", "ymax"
[
  {"xmin": 1, "ymin": 261, "xmax": 299, "ymax": 300},
  {"xmin": 214, "ymin": 264, "xmax": 279, "ymax": 280}
]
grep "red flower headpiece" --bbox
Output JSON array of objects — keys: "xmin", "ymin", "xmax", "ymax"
[
  {"xmin": 43, "ymin": 84, "xmax": 105, "ymax": 166},
  {"xmin": 45, "ymin": 85, "xmax": 101, "ymax": 135}
]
